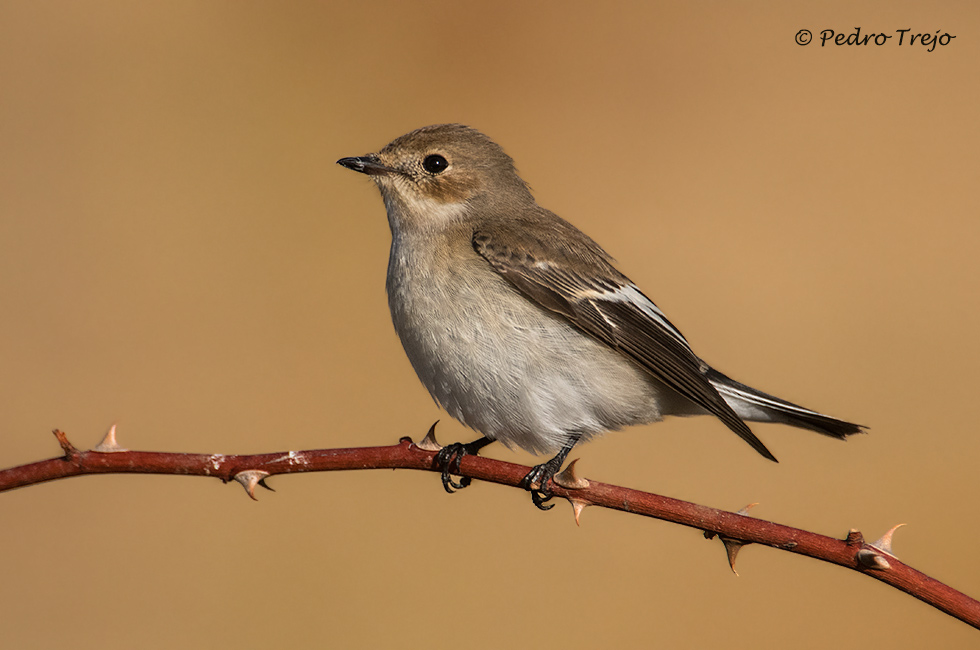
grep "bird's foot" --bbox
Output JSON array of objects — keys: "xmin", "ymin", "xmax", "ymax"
[
  {"xmin": 434, "ymin": 437, "xmax": 492, "ymax": 494},
  {"xmin": 519, "ymin": 456, "xmax": 567, "ymax": 510}
]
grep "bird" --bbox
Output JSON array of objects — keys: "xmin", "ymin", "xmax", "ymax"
[{"xmin": 338, "ymin": 123, "xmax": 864, "ymax": 508}]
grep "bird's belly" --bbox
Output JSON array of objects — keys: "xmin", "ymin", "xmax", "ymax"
[{"xmin": 387, "ymin": 257, "xmax": 668, "ymax": 455}]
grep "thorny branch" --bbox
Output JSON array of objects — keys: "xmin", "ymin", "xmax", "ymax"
[{"xmin": 2, "ymin": 426, "xmax": 978, "ymax": 631}]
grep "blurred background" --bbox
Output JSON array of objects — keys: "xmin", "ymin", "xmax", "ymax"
[{"xmin": 2, "ymin": 2, "xmax": 977, "ymax": 648}]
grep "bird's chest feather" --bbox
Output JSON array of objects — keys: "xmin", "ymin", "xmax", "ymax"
[{"xmin": 385, "ymin": 232, "xmax": 541, "ymax": 378}]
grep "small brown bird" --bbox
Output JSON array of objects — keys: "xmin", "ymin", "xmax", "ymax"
[{"xmin": 339, "ymin": 124, "xmax": 863, "ymax": 508}]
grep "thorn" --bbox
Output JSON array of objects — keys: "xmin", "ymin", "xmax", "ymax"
[
  {"xmin": 722, "ymin": 538, "xmax": 750, "ymax": 575},
  {"xmin": 568, "ymin": 498, "xmax": 588, "ymax": 526},
  {"xmin": 723, "ymin": 503, "xmax": 759, "ymax": 575},
  {"xmin": 553, "ymin": 458, "xmax": 590, "ymax": 489},
  {"xmin": 415, "ymin": 421, "xmax": 443, "ymax": 452},
  {"xmin": 869, "ymin": 523, "xmax": 905, "ymax": 556},
  {"xmin": 233, "ymin": 470, "xmax": 271, "ymax": 501},
  {"xmin": 703, "ymin": 502, "xmax": 758, "ymax": 575},
  {"xmin": 52, "ymin": 429, "xmax": 79, "ymax": 460},
  {"xmin": 93, "ymin": 423, "xmax": 128, "ymax": 453},
  {"xmin": 855, "ymin": 524, "xmax": 904, "ymax": 570}
]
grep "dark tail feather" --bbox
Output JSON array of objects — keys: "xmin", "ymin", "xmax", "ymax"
[
  {"xmin": 706, "ymin": 369, "xmax": 866, "ymax": 440},
  {"xmin": 727, "ymin": 419, "xmax": 778, "ymax": 462}
]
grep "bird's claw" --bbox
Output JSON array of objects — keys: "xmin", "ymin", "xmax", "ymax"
[
  {"xmin": 435, "ymin": 443, "xmax": 469, "ymax": 493},
  {"xmin": 519, "ymin": 461, "xmax": 562, "ymax": 511},
  {"xmin": 434, "ymin": 440, "xmax": 492, "ymax": 493},
  {"xmin": 530, "ymin": 489, "xmax": 555, "ymax": 510}
]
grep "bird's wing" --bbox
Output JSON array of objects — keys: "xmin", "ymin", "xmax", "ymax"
[{"xmin": 472, "ymin": 220, "xmax": 776, "ymax": 461}]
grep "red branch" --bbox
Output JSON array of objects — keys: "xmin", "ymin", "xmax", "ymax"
[{"xmin": 3, "ymin": 429, "xmax": 978, "ymax": 630}]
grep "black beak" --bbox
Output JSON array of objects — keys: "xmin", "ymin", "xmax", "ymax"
[{"xmin": 337, "ymin": 155, "xmax": 397, "ymax": 176}]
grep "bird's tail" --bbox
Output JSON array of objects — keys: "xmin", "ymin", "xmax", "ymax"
[{"xmin": 706, "ymin": 368, "xmax": 865, "ymax": 439}]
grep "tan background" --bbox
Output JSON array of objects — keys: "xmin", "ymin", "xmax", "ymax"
[{"xmin": 2, "ymin": 2, "xmax": 978, "ymax": 648}]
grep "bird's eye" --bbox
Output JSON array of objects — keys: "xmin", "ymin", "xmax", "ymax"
[{"xmin": 422, "ymin": 154, "xmax": 449, "ymax": 174}]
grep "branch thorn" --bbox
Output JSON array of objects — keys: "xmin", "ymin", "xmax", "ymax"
[
  {"xmin": 415, "ymin": 421, "xmax": 443, "ymax": 452},
  {"xmin": 233, "ymin": 470, "xmax": 272, "ymax": 500},
  {"xmin": 869, "ymin": 523, "xmax": 905, "ymax": 556},
  {"xmin": 93, "ymin": 423, "xmax": 128, "ymax": 453},
  {"xmin": 722, "ymin": 538, "xmax": 750, "ymax": 575},
  {"xmin": 567, "ymin": 498, "xmax": 589, "ymax": 526},
  {"xmin": 856, "ymin": 524, "xmax": 904, "ymax": 570},
  {"xmin": 703, "ymin": 503, "xmax": 758, "ymax": 575},
  {"xmin": 553, "ymin": 458, "xmax": 590, "ymax": 490}
]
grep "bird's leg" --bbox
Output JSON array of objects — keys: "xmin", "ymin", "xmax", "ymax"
[
  {"xmin": 519, "ymin": 436, "xmax": 579, "ymax": 510},
  {"xmin": 434, "ymin": 436, "xmax": 494, "ymax": 493}
]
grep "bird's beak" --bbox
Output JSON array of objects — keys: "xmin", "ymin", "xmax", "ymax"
[{"xmin": 336, "ymin": 155, "xmax": 398, "ymax": 176}]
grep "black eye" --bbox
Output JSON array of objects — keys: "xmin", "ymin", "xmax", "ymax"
[{"xmin": 422, "ymin": 154, "xmax": 448, "ymax": 174}]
